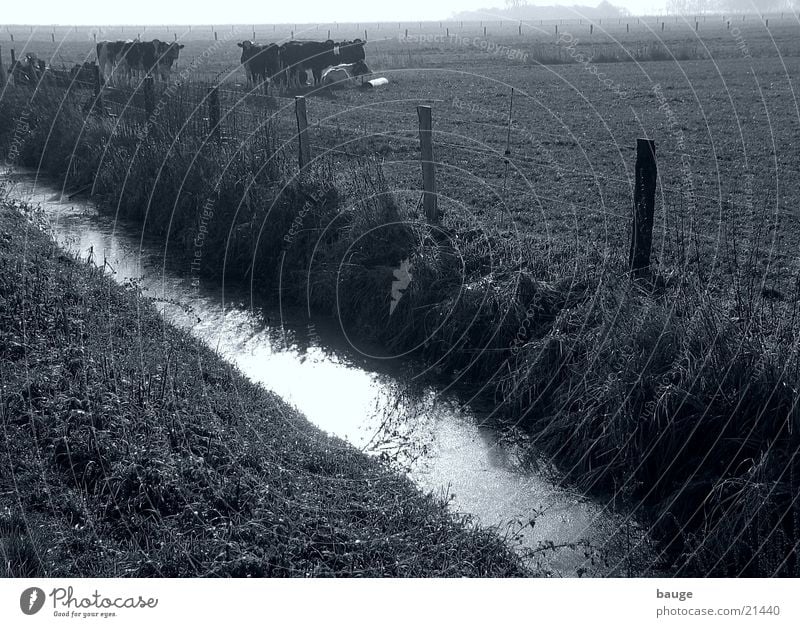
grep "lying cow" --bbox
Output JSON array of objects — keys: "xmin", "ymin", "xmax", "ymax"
[{"xmin": 321, "ymin": 60, "xmax": 371, "ymax": 89}]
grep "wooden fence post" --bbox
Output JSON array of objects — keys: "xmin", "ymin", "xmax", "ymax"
[
  {"xmin": 417, "ymin": 105, "xmax": 438, "ymax": 224},
  {"xmin": 295, "ymin": 96, "xmax": 311, "ymax": 170},
  {"xmin": 143, "ymin": 75, "xmax": 154, "ymax": 118},
  {"xmin": 630, "ymin": 138, "xmax": 657, "ymax": 278},
  {"xmin": 0, "ymin": 47, "xmax": 6, "ymax": 88},
  {"xmin": 208, "ymin": 85, "xmax": 220, "ymax": 141},
  {"xmin": 93, "ymin": 62, "xmax": 103, "ymax": 111}
]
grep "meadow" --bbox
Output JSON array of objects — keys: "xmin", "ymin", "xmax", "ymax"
[{"xmin": 2, "ymin": 15, "xmax": 800, "ymax": 576}]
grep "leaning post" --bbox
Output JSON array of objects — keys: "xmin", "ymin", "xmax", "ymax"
[
  {"xmin": 417, "ymin": 105, "xmax": 439, "ymax": 224},
  {"xmin": 295, "ymin": 96, "xmax": 311, "ymax": 170},
  {"xmin": 629, "ymin": 138, "xmax": 657, "ymax": 279},
  {"xmin": 208, "ymin": 84, "xmax": 220, "ymax": 142},
  {"xmin": 92, "ymin": 62, "xmax": 103, "ymax": 112}
]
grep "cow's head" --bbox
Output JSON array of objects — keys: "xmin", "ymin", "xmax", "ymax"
[
  {"xmin": 338, "ymin": 39, "xmax": 365, "ymax": 63},
  {"xmin": 238, "ymin": 40, "xmax": 258, "ymax": 62},
  {"xmin": 158, "ymin": 41, "xmax": 184, "ymax": 67}
]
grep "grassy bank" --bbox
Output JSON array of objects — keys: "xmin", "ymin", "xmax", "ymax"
[
  {"xmin": 0, "ymin": 199, "xmax": 528, "ymax": 577},
  {"xmin": 2, "ymin": 82, "xmax": 800, "ymax": 576}
]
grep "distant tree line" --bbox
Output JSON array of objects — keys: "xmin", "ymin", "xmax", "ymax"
[
  {"xmin": 665, "ymin": 0, "xmax": 799, "ymax": 14},
  {"xmin": 452, "ymin": 1, "xmax": 629, "ymax": 21}
]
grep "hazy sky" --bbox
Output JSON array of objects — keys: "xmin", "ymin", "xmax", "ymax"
[{"xmin": 2, "ymin": 0, "xmax": 666, "ymax": 25}]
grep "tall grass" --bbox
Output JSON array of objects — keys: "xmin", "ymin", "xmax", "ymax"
[{"xmin": 2, "ymin": 80, "xmax": 799, "ymax": 576}]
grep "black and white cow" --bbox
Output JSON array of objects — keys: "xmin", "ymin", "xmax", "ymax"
[
  {"xmin": 96, "ymin": 40, "xmax": 135, "ymax": 85},
  {"xmin": 321, "ymin": 60, "xmax": 371, "ymax": 89}
]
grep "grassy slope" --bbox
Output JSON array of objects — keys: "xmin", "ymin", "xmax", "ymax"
[{"xmin": 0, "ymin": 201, "xmax": 527, "ymax": 577}]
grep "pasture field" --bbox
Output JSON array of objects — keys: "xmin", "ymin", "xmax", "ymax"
[
  {"xmin": 6, "ymin": 18, "xmax": 797, "ymax": 286},
  {"xmin": 3, "ymin": 17, "xmax": 800, "ymax": 577}
]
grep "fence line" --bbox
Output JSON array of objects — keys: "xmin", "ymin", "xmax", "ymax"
[{"xmin": 10, "ymin": 75, "xmax": 786, "ymax": 241}]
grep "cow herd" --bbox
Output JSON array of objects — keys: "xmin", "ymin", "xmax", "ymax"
[
  {"xmin": 94, "ymin": 37, "xmax": 371, "ymax": 91},
  {"xmin": 238, "ymin": 38, "xmax": 370, "ymax": 91},
  {"xmin": 96, "ymin": 39, "xmax": 185, "ymax": 84}
]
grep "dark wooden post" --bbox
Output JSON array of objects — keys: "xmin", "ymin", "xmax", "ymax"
[
  {"xmin": 630, "ymin": 139, "xmax": 657, "ymax": 278},
  {"xmin": 417, "ymin": 105, "xmax": 438, "ymax": 224},
  {"xmin": 143, "ymin": 75, "xmax": 154, "ymax": 118},
  {"xmin": 295, "ymin": 96, "xmax": 311, "ymax": 170},
  {"xmin": 0, "ymin": 46, "xmax": 6, "ymax": 88},
  {"xmin": 93, "ymin": 62, "xmax": 103, "ymax": 110},
  {"xmin": 208, "ymin": 85, "xmax": 220, "ymax": 141}
]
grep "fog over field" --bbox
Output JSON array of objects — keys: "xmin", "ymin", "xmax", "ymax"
[{"xmin": 5, "ymin": 0, "xmax": 798, "ymax": 26}]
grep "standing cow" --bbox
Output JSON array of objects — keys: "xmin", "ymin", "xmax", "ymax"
[
  {"xmin": 237, "ymin": 41, "xmax": 280, "ymax": 93},
  {"xmin": 278, "ymin": 40, "xmax": 338, "ymax": 89}
]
